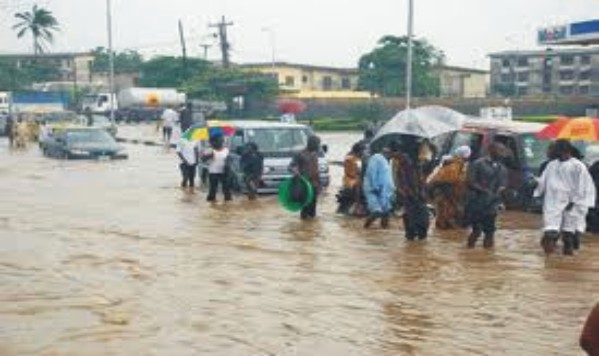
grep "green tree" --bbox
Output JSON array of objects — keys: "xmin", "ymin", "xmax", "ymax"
[
  {"xmin": 12, "ymin": 4, "xmax": 60, "ymax": 55},
  {"xmin": 0, "ymin": 59, "xmax": 61, "ymax": 90},
  {"xmin": 138, "ymin": 56, "xmax": 211, "ymax": 88},
  {"xmin": 183, "ymin": 67, "xmax": 278, "ymax": 100},
  {"xmin": 90, "ymin": 47, "xmax": 144, "ymax": 74},
  {"xmin": 358, "ymin": 35, "xmax": 443, "ymax": 97}
]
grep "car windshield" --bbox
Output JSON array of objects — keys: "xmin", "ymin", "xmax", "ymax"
[
  {"xmin": 82, "ymin": 95, "xmax": 99, "ymax": 106},
  {"xmin": 65, "ymin": 130, "xmax": 114, "ymax": 144},
  {"xmin": 520, "ymin": 133, "xmax": 551, "ymax": 170},
  {"xmin": 245, "ymin": 128, "xmax": 309, "ymax": 153}
]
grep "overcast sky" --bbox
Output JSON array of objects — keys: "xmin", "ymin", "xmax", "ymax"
[{"xmin": 0, "ymin": 0, "xmax": 597, "ymax": 69}]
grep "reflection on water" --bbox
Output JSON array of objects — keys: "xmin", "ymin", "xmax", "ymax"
[{"xmin": 0, "ymin": 132, "xmax": 597, "ymax": 355}]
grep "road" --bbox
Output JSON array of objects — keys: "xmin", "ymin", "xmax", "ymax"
[{"xmin": 0, "ymin": 130, "xmax": 597, "ymax": 355}]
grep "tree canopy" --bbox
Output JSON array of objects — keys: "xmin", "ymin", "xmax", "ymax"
[
  {"xmin": 12, "ymin": 4, "xmax": 60, "ymax": 55},
  {"xmin": 358, "ymin": 35, "xmax": 444, "ymax": 97},
  {"xmin": 90, "ymin": 47, "xmax": 144, "ymax": 74},
  {"xmin": 0, "ymin": 59, "xmax": 61, "ymax": 91},
  {"xmin": 138, "ymin": 56, "xmax": 211, "ymax": 88}
]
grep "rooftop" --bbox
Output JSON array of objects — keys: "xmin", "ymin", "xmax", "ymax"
[
  {"xmin": 489, "ymin": 46, "xmax": 599, "ymax": 58},
  {"xmin": 241, "ymin": 62, "xmax": 358, "ymax": 74},
  {"xmin": 437, "ymin": 65, "xmax": 489, "ymax": 74},
  {"xmin": 0, "ymin": 52, "xmax": 93, "ymax": 59}
]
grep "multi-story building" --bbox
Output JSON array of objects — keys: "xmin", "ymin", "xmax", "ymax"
[
  {"xmin": 489, "ymin": 47, "xmax": 599, "ymax": 97},
  {"xmin": 436, "ymin": 65, "xmax": 488, "ymax": 98},
  {"xmin": 242, "ymin": 62, "xmax": 371, "ymax": 98},
  {"xmin": 0, "ymin": 52, "xmax": 95, "ymax": 84}
]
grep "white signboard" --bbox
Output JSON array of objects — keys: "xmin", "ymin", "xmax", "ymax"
[{"xmin": 480, "ymin": 107, "xmax": 513, "ymax": 121}]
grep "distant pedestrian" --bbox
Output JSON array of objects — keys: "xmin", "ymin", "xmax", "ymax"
[
  {"xmin": 363, "ymin": 144, "xmax": 395, "ymax": 229},
  {"xmin": 160, "ymin": 106, "xmax": 179, "ymax": 144},
  {"xmin": 14, "ymin": 117, "xmax": 28, "ymax": 149},
  {"xmin": 534, "ymin": 139, "xmax": 596, "ymax": 255},
  {"xmin": 289, "ymin": 135, "xmax": 321, "ymax": 219},
  {"xmin": 38, "ymin": 120, "xmax": 50, "ymax": 148},
  {"xmin": 176, "ymin": 138, "xmax": 199, "ymax": 191},
  {"xmin": 240, "ymin": 142, "xmax": 264, "ymax": 200},
  {"xmin": 337, "ymin": 142, "xmax": 366, "ymax": 215},
  {"xmin": 580, "ymin": 302, "xmax": 599, "ymax": 356},
  {"xmin": 464, "ymin": 142, "xmax": 508, "ymax": 249},
  {"xmin": 5, "ymin": 115, "xmax": 14, "ymax": 148},
  {"xmin": 179, "ymin": 102, "xmax": 193, "ymax": 132},
  {"xmin": 202, "ymin": 134, "xmax": 232, "ymax": 202}
]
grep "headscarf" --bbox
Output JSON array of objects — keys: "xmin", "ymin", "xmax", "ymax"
[{"xmin": 454, "ymin": 145, "xmax": 472, "ymax": 160}]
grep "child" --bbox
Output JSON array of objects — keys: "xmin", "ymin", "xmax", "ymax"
[
  {"xmin": 176, "ymin": 138, "xmax": 199, "ymax": 191},
  {"xmin": 240, "ymin": 142, "xmax": 264, "ymax": 200}
]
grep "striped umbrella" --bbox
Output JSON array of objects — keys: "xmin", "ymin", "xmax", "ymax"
[
  {"xmin": 181, "ymin": 122, "xmax": 236, "ymax": 142},
  {"xmin": 537, "ymin": 117, "xmax": 599, "ymax": 141}
]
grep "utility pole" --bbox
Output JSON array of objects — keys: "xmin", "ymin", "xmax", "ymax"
[
  {"xmin": 405, "ymin": 0, "xmax": 414, "ymax": 111},
  {"xmin": 209, "ymin": 16, "xmax": 233, "ymax": 68},
  {"xmin": 106, "ymin": 0, "xmax": 115, "ymax": 122},
  {"xmin": 178, "ymin": 20, "xmax": 188, "ymax": 77},
  {"xmin": 200, "ymin": 44, "xmax": 211, "ymax": 60}
]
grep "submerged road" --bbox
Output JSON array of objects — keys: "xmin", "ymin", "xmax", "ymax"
[{"xmin": 0, "ymin": 131, "xmax": 597, "ymax": 355}]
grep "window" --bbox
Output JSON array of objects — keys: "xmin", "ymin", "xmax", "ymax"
[
  {"xmin": 284, "ymin": 76, "xmax": 295, "ymax": 87},
  {"xmin": 517, "ymin": 72, "xmax": 529, "ymax": 82},
  {"xmin": 493, "ymin": 135, "xmax": 520, "ymax": 169},
  {"xmin": 341, "ymin": 77, "xmax": 351, "ymax": 89},
  {"xmin": 302, "ymin": 75, "xmax": 308, "ymax": 84},
  {"xmin": 580, "ymin": 55, "xmax": 591, "ymax": 65},
  {"xmin": 559, "ymin": 71, "xmax": 575, "ymax": 81},
  {"xmin": 560, "ymin": 55, "xmax": 574, "ymax": 66},
  {"xmin": 517, "ymin": 87, "xmax": 528, "ymax": 96},
  {"xmin": 322, "ymin": 76, "xmax": 333, "ymax": 90},
  {"xmin": 580, "ymin": 70, "xmax": 591, "ymax": 81},
  {"xmin": 559, "ymin": 85, "xmax": 574, "ymax": 95},
  {"xmin": 500, "ymin": 74, "xmax": 511, "ymax": 83},
  {"xmin": 520, "ymin": 134, "xmax": 551, "ymax": 171},
  {"xmin": 517, "ymin": 57, "xmax": 529, "ymax": 67},
  {"xmin": 502, "ymin": 59, "xmax": 510, "ymax": 67},
  {"xmin": 579, "ymin": 86, "xmax": 590, "ymax": 95},
  {"xmin": 449, "ymin": 132, "xmax": 484, "ymax": 161}
]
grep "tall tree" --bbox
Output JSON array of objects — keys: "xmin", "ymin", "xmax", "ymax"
[
  {"xmin": 138, "ymin": 56, "xmax": 211, "ymax": 88},
  {"xmin": 358, "ymin": 35, "xmax": 444, "ymax": 97},
  {"xmin": 12, "ymin": 4, "xmax": 60, "ymax": 55}
]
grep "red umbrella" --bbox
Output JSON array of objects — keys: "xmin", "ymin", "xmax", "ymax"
[{"xmin": 278, "ymin": 99, "xmax": 307, "ymax": 115}]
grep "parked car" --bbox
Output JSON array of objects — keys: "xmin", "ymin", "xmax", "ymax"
[
  {"xmin": 198, "ymin": 120, "xmax": 330, "ymax": 193},
  {"xmin": 42, "ymin": 127, "xmax": 127, "ymax": 160},
  {"xmin": 437, "ymin": 119, "xmax": 549, "ymax": 210},
  {"xmin": 72, "ymin": 114, "xmax": 118, "ymax": 137}
]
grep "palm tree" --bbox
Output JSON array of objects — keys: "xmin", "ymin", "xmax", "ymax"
[{"xmin": 13, "ymin": 4, "xmax": 60, "ymax": 55}]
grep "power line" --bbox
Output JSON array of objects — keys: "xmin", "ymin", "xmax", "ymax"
[{"xmin": 208, "ymin": 16, "xmax": 233, "ymax": 68}]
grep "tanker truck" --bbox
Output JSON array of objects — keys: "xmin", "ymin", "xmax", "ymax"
[{"xmin": 81, "ymin": 87, "xmax": 186, "ymax": 122}]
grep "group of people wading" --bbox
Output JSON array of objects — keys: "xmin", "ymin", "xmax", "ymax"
[{"xmin": 337, "ymin": 132, "xmax": 598, "ymax": 255}]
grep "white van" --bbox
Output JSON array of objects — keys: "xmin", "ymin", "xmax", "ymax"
[{"xmin": 199, "ymin": 120, "xmax": 330, "ymax": 193}]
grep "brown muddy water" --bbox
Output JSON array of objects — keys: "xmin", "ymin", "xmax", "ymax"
[{"xmin": 0, "ymin": 131, "xmax": 597, "ymax": 355}]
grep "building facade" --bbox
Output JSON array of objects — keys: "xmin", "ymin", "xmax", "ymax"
[
  {"xmin": 242, "ymin": 62, "xmax": 371, "ymax": 98},
  {"xmin": 436, "ymin": 65, "xmax": 488, "ymax": 98},
  {"xmin": 489, "ymin": 47, "xmax": 599, "ymax": 97},
  {"xmin": 0, "ymin": 52, "xmax": 95, "ymax": 84}
]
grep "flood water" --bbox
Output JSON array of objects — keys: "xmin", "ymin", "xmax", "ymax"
[{"xmin": 0, "ymin": 129, "xmax": 598, "ymax": 355}]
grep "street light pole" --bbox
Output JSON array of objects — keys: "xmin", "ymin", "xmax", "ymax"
[
  {"xmin": 405, "ymin": 0, "xmax": 414, "ymax": 111},
  {"xmin": 106, "ymin": 0, "xmax": 115, "ymax": 121},
  {"xmin": 262, "ymin": 27, "xmax": 276, "ymax": 72}
]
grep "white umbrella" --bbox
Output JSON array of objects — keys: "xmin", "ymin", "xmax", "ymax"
[{"xmin": 373, "ymin": 105, "xmax": 467, "ymax": 140}]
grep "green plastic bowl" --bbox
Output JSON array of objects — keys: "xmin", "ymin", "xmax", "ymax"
[{"xmin": 278, "ymin": 176, "xmax": 314, "ymax": 212}]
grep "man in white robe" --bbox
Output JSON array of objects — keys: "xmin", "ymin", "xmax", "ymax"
[{"xmin": 534, "ymin": 140, "xmax": 596, "ymax": 255}]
